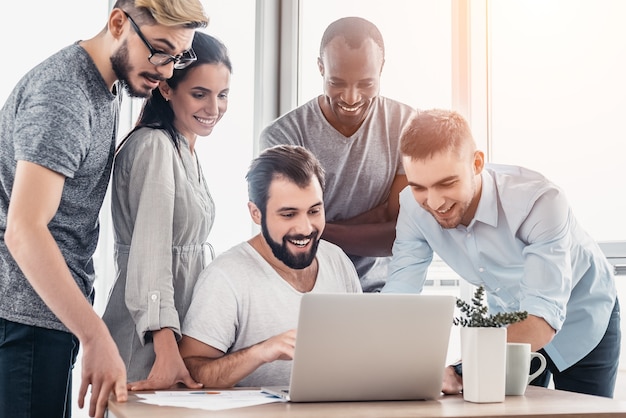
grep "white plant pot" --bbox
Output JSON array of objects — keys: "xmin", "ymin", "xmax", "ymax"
[{"xmin": 461, "ymin": 327, "xmax": 507, "ymax": 403}]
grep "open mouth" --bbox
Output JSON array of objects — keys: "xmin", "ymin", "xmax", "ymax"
[
  {"xmin": 338, "ymin": 102, "xmax": 364, "ymax": 113},
  {"xmin": 437, "ymin": 205, "xmax": 453, "ymax": 215},
  {"xmin": 195, "ymin": 116, "xmax": 217, "ymax": 126},
  {"xmin": 288, "ymin": 238, "xmax": 311, "ymax": 248},
  {"xmin": 144, "ymin": 74, "xmax": 163, "ymax": 89}
]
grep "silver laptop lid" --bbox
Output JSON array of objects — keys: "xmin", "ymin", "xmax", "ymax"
[{"xmin": 287, "ymin": 293, "xmax": 455, "ymax": 402}]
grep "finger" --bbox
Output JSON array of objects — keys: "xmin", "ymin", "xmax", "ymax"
[
  {"xmin": 130, "ymin": 377, "xmax": 176, "ymax": 391},
  {"xmin": 77, "ymin": 379, "xmax": 89, "ymax": 409},
  {"xmin": 181, "ymin": 376, "xmax": 203, "ymax": 389},
  {"xmin": 115, "ymin": 378, "xmax": 128, "ymax": 402},
  {"xmin": 95, "ymin": 386, "xmax": 109, "ymax": 418},
  {"xmin": 127, "ymin": 379, "xmax": 149, "ymax": 391},
  {"xmin": 89, "ymin": 382, "xmax": 101, "ymax": 418}
]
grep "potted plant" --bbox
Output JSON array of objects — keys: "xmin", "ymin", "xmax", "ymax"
[{"xmin": 454, "ymin": 285, "xmax": 527, "ymax": 403}]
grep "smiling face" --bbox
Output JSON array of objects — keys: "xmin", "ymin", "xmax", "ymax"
[
  {"xmin": 403, "ymin": 148, "xmax": 484, "ymax": 229},
  {"xmin": 251, "ymin": 176, "xmax": 325, "ymax": 270},
  {"xmin": 112, "ymin": 15, "xmax": 196, "ymax": 98},
  {"xmin": 159, "ymin": 62, "xmax": 231, "ymax": 141},
  {"xmin": 317, "ymin": 36, "xmax": 383, "ymax": 137}
]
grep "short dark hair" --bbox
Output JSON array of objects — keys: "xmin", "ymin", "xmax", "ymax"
[
  {"xmin": 319, "ymin": 16, "xmax": 385, "ymax": 59},
  {"xmin": 246, "ymin": 145, "xmax": 326, "ymax": 214},
  {"xmin": 400, "ymin": 109, "xmax": 476, "ymax": 161}
]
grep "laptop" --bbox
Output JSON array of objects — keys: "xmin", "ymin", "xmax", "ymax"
[{"xmin": 262, "ymin": 292, "xmax": 455, "ymax": 402}]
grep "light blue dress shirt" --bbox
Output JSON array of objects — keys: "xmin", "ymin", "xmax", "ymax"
[{"xmin": 383, "ymin": 163, "xmax": 617, "ymax": 371}]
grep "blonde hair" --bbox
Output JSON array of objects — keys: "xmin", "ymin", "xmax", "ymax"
[{"xmin": 115, "ymin": 0, "xmax": 208, "ymax": 28}]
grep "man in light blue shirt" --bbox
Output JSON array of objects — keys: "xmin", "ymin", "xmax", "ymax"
[{"xmin": 382, "ymin": 109, "xmax": 620, "ymax": 398}]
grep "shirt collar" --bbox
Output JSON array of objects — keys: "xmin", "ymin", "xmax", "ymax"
[{"xmin": 467, "ymin": 168, "xmax": 498, "ymax": 229}]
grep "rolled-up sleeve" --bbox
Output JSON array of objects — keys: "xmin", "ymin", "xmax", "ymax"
[
  {"xmin": 122, "ymin": 133, "xmax": 180, "ymax": 343},
  {"xmin": 517, "ymin": 188, "xmax": 571, "ymax": 332}
]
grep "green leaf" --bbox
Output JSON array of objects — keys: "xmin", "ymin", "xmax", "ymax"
[{"xmin": 453, "ymin": 285, "xmax": 528, "ymax": 327}]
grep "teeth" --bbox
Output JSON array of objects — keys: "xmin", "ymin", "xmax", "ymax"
[
  {"xmin": 196, "ymin": 116, "xmax": 216, "ymax": 125},
  {"xmin": 438, "ymin": 207, "xmax": 452, "ymax": 214},
  {"xmin": 339, "ymin": 104, "xmax": 360, "ymax": 112},
  {"xmin": 290, "ymin": 238, "xmax": 310, "ymax": 247}
]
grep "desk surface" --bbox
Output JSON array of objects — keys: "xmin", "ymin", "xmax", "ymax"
[{"xmin": 106, "ymin": 386, "xmax": 626, "ymax": 418}]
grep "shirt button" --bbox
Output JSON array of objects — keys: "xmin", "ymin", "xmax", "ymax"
[
  {"xmin": 151, "ymin": 294, "xmax": 157, "ymax": 301},
  {"xmin": 466, "ymin": 233, "xmax": 471, "ymax": 238},
  {"xmin": 479, "ymin": 267, "xmax": 485, "ymax": 272}
]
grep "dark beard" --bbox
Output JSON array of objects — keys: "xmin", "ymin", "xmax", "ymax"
[
  {"xmin": 110, "ymin": 41, "xmax": 152, "ymax": 99},
  {"xmin": 261, "ymin": 216, "xmax": 320, "ymax": 270}
]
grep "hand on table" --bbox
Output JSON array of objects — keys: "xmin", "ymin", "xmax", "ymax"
[
  {"xmin": 78, "ymin": 335, "xmax": 128, "ymax": 418},
  {"xmin": 128, "ymin": 353, "xmax": 202, "ymax": 391},
  {"xmin": 441, "ymin": 365, "xmax": 463, "ymax": 395}
]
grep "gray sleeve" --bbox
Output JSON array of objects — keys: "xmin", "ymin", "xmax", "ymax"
[
  {"xmin": 14, "ymin": 80, "xmax": 91, "ymax": 178},
  {"xmin": 259, "ymin": 122, "xmax": 298, "ymax": 150},
  {"xmin": 258, "ymin": 106, "xmax": 310, "ymax": 151},
  {"xmin": 118, "ymin": 131, "xmax": 181, "ymax": 342}
]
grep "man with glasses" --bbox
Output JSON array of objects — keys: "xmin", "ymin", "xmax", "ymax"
[
  {"xmin": 124, "ymin": 11, "xmax": 199, "ymax": 70},
  {"xmin": 0, "ymin": 1, "xmax": 207, "ymax": 417}
]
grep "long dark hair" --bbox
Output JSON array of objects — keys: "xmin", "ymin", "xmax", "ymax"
[{"xmin": 117, "ymin": 31, "xmax": 232, "ymax": 152}]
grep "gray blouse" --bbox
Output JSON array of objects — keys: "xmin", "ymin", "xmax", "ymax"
[{"xmin": 103, "ymin": 127, "xmax": 215, "ymax": 382}]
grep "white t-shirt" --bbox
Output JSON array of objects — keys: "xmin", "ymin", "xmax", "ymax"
[{"xmin": 182, "ymin": 240, "xmax": 362, "ymax": 387}]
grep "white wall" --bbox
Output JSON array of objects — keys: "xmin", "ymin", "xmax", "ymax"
[
  {"xmin": 193, "ymin": 0, "xmax": 257, "ymax": 256},
  {"xmin": 1, "ymin": 3, "xmax": 107, "ymax": 101},
  {"xmin": 298, "ymin": 0, "xmax": 452, "ymax": 110},
  {"xmin": 489, "ymin": 0, "xmax": 626, "ymax": 243}
]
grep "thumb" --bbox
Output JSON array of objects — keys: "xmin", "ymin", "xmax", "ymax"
[{"xmin": 181, "ymin": 376, "xmax": 203, "ymax": 389}]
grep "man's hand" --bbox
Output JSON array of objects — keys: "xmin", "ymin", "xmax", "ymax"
[
  {"xmin": 441, "ymin": 365, "xmax": 463, "ymax": 395},
  {"xmin": 256, "ymin": 329, "xmax": 297, "ymax": 363},
  {"xmin": 180, "ymin": 329, "xmax": 298, "ymax": 388},
  {"xmin": 78, "ymin": 333, "xmax": 127, "ymax": 418}
]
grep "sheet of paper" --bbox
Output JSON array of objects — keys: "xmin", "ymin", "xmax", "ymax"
[{"xmin": 135, "ymin": 390, "xmax": 284, "ymax": 411}]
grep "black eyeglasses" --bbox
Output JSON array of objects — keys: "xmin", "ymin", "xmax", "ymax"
[{"xmin": 124, "ymin": 12, "xmax": 197, "ymax": 70}]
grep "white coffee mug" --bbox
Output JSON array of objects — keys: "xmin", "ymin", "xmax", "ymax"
[{"xmin": 505, "ymin": 342, "xmax": 547, "ymax": 396}]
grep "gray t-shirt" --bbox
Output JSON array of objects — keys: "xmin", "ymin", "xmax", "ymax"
[
  {"xmin": 182, "ymin": 240, "xmax": 362, "ymax": 387},
  {"xmin": 259, "ymin": 96, "xmax": 414, "ymax": 292},
  {"xmin": 0, "ymin": 43, "xmax": 119, "ymax": 331}
]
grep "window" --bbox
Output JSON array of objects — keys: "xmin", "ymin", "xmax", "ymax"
[
  {"xmin": 488, "ymin": 0, "xmax": 626, "ymax": 242},
  {"xmin": 298, "ymin": 0, "xmax": 452, "ymax": 110},
  {"xmin": 486, "ymin": 0, "xmax": 626, "ymax": 371}
]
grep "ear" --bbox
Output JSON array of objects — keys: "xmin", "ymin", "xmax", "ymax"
[
  {"xmin": 317, "ymin": 57, "xmax": 324, "ymax": 76},
  {"xmin": 158, "ymin": 81, "xmax": 172, "ymax": 102},
  {"xmin": 248, "ymin": 201, "xmax": 262, "ymax": 225},
  {"xmin": 108, "ymin": 8, "xmax": 127, "ymax": 39},
  {"xmin": 473, "ymin": 150, "xmax": 485, "ymax": 175}
]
